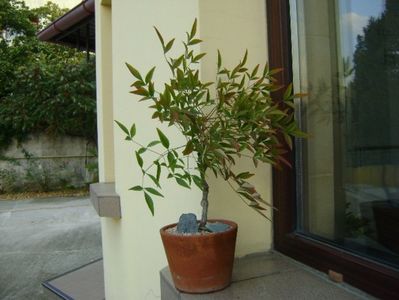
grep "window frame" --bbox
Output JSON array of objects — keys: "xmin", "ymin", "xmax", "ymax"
[{"xmin": 266, "ymin": 1, "xmax": 399, "ymax": 298}]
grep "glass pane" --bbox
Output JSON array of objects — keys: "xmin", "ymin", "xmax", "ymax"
[{"xmin": 293, "ymin": 0, "xmax": 399, "ymax": 268}]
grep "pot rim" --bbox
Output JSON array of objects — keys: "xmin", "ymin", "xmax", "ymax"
[{"xmin": 160, "ymin": 219, "xmax": 237, "ymax": 238}]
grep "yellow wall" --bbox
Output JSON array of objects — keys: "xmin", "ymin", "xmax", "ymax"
[
  {"xmin": 199, "ymin": 0, "xmax": 271, "ymax": 256},
  {"xmin": 95, "ymin": 0, "xmax": 272, "ymax": 298},
  {"xmin": 95, "ymin": 1, "xmax": 114, "ymax": 183},
  {"xmin": 99, "ymin": 1, "xmax": 201, "ymax": 299}
]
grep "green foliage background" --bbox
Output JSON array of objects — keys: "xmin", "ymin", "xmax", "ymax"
[{"xmin": 0, "ymin": 0, "xmax": 96, "ymax": 149}]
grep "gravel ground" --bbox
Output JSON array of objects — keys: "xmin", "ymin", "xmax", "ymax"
[
  {"xmin": 0, "ymin": 197, "xmax": 102, "ymax": 300},
  {"xmin": 0, "ymin": 189, "xmax": 89, "ymax": 200}
]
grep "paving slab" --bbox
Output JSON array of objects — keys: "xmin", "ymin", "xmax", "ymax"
[
  {"xmin": 0, "ymin": 197, "xmax": 102, "ymax": 300},
  {"xmin": 161, "ymin": 252, "xmax": 375, "ymax": 300}
]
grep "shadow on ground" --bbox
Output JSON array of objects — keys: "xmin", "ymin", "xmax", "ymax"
[{"xmin": 0, "ymin": 197, "xmax": 102, "ymax": 300}]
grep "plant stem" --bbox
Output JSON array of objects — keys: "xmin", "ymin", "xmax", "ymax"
[{"xmin": 200, "ymin": 179, "xmax": 209, "ymax": 226}]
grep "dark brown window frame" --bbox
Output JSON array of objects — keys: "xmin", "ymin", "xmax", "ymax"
[{"xmin": 266, "ymin": 1, "xmax": 399, "ymax": 299}]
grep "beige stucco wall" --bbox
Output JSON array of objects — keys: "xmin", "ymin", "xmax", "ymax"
[
  {"xmin": 99, "ymin": 1, "xmax": 202, "ymax": 299},
  {"xmin": 95, "ymin": 1, "xmax": 114, "ymax": 183},
  {"xmin": 199, "ymin": 0, "xmax": 272, "ymax": 256},
  {"xmin": 95, "ymin": 0, "xmax": 272, "ymax": 299}
]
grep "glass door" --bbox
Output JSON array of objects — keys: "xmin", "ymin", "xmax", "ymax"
[
  {"xmin": 267, "ymin": 0, "xmax": 399, "ymax": 297},
  {"xmin": 292, "ymin": 0, "xmax": 399, "ymax": 269}
]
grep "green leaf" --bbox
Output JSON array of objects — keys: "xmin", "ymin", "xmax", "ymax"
[
  {"xmin": 251, "ymin": 64, "xmax": 260, "ymax": 78},
  {"xmin": 167, "ymin": 152, "xmax": 176, "ymax": 171},
  {"xmin": 149, "ymin": 82, "xmax": 155, "ymax": 96},
  {"xmin": 137, "ymin": 147, "xmax": 146, "ymax": 155},
  {"xmin": 172, "ymin": 55, "xmax": 184, "ymax": 68},
  {"xmin": 130, "ymin": 123, "xmax": 136, "ymax": 138},
  {"xmin": 131, "ymin": 87, "xmax": 148, "ymax": 96},
  {"xmin": 182, "ymin": 140, "xmax": 194, "ymax": 155},
  {"xmin": 125, "ymin": 63, "xmax": 143, "ymax": 81},
  {"xmin": 145, "ymin": 67, "xmax": 156, "ymax": 84},
  {"xmin": 153, "ymin": 26, "xmax": 164, "ymax": 47},
  {"xmin": 238, "ymin": 76, "xmax": 246, "ymax": 89},
  {"xmin": 237, "ymin": 191, "xmax": 255, "ymax": 202},
  {"xmin": 131, "ymin": 80, "xmax": 145, "ymax": 88},
  {"xmin": 193, "ymin": 53, "xmax": 206, "ymax": 62},
  {"xmin": 190, "ymin": 18, "xmax": 197, "ymax": 39},
  {"xmin": 144, "ymin": 192, "xmax": 155, "ymax": 215},
  {"xmin": 184, "ymin": 172, "xmax": 192, "ymax": 184},
  {"xmin": 135, "ymin": 151, "xmax": 143, "ymax": 168},
  {"xmin": 242, "ymin": 49, "xmax": 248, "ymax": 66},
  {"xmin": 148, "ymin": 174, "xmax": 161, "ymax": 188},
  {"xmin": 188, "ymin": 39, "xmax": 202, "ymax": 46},
  {"xmin": 114, "ymin": 120, "xmax": 129, "ymax": 136},
  {"xmin": 293, "ymin": 130, "xmax": 308, "ymax": 138},
  {"xmin": 176, "ymin": 68, "xmax": 184, "ymax": 81},
  {"xmin": 145, "ymin": 187, "xmax": 164, "ymax": 197},
  {"xmin": 164, "ymin": 39, "xmax": 175, "ymax": 53},
  {"xmin": 147, "ymin": 140, "xmax": 161, "ymax": 147},
  {"xmin": 156, "ymin": 128, "xmax": 170, "ymax": 148},
  {"xmin": 253, "ymin": 157, "xmax": 259, "ymax": 167},
  {"xmin": 217, "ymin": 50, "xmax": 222, "ymax": 70},
  {"xmin": 155, "ymin": 161, "xmax": 161, "ymax": 181},
  {"xmin": 129, "ymin": 185, "xmax": 143, "ymax": 191},
  {"xmin": 283, "ymin": 132, "xmax": 293, "ymax": 149},
  {"xmin": 192, "ymin": 175, "xmax": 203, "ymax": 190},
  {"xmin": 236, "ymin": 172, "xmax": 255, "ymax": 179},
  {"xmin": 283, "ymin": 83, "xmax": 293, "ymax": 100},
  {"xmin": 263, "ymin": 63, "xmax": 269, "ymax": 77},
  {"xmin": 176, "ymin": 178, "xmax": 190, "ymax": 189}
]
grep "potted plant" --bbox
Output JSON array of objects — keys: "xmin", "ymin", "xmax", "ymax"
[{"xmin": 116, "ymin": 19, "xmax": 305, "ymax": 294}]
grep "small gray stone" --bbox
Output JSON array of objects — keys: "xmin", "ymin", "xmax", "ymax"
[
  {"xmin": 176, "ymin": 213, "xmax": 198, "ymax": 233},
  {"xmin": 205, "ymin": 222, "xmax": 230, "ymax": 233}
]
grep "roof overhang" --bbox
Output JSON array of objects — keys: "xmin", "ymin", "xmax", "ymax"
[{"xmin": 37, "ymin": 0, "xmax": 95, "ymax": 52}]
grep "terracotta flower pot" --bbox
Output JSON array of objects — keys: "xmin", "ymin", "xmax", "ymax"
[{"xmin": 160, "ymin": 219, "xmax": 238, "ymax": 294}]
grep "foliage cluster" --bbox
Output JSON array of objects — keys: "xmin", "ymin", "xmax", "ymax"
[
  {"xmin": 0, "ymin": 0, "xmax": 96, "ymax": 150},
  {"xmin": 117, "ymin": 20, "xmax": 305, "ymax": 224}
]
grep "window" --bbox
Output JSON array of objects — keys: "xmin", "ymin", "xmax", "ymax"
[{"xmin": 267, "ymin": 1, "xmax": 399, "ymax": 298}]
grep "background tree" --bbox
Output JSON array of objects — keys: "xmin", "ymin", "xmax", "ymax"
[
  {"xmin": 0, "ymin": 0, "xmax": 36, "ymax": 38},
  {"xmin": 349, "ymin": 1, "xmax": 399, "ymax": 166},
  {"xmin": 31, "ymin": 1, "xmax": 68, "ymax": 30},
  {"xmin": 0, "ymin": 0, "xmax": 96, "ymax": 149}
]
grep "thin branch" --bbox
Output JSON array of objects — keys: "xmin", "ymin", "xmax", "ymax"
[
  {"xmin": 226, "ymin": 180, "xmax": 271, "ymax": 222},
  {"xmin": 131, "ymin": 140, "xmax": 161, "ymax": 155}
]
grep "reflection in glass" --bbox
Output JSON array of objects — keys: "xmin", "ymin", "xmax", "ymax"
[{"xmin": 293, "ymin": 0, "xmax": 399, "ymax": 268}]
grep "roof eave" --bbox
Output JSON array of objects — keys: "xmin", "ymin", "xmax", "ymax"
[{"xmin": 37, "ymin": 0, "xmax": 95, "ymax": 42}]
